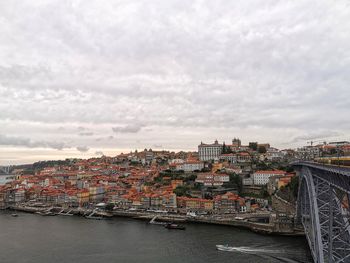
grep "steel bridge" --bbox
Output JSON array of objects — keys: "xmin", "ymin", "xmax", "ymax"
[
  {"xmin": 293, "ymin": 162, "xmax": 350, "ymax": 263},
  {"xmin": 0, "ymin": 166, "xmax": 10, "ymax": 174}
]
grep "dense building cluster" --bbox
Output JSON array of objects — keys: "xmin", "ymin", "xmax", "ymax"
[{"xmin": 1, "ymin": 138, "xmax": 348, "ymax": 215}]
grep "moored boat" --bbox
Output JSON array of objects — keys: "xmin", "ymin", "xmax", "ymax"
[
  {"xmin": 85, "ymin": 215, "xmax": 104, "ymax": 220},
  {"xmin": 164, "ymin": 223, "xmax": 186, "ymax": 230},
  {"xmin": 35, "ymin": 211, "xmax": 56, "ymax": 216}
]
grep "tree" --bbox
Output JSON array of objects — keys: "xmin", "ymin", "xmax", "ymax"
[
  {"xmin": 249, "ymin": 142, "xmax": 258, "ymax": 151},
  {"xmin": 260, "ymin": 185, "xmax": 269, "ymax": 198},
  {"xmin": 285, "ymin": 166, "xmax": 294, "ymax": 173},
  {"xmin": 105, "ymin": 203, "xmax": 115, "ymax": 211},
  {"xmin": 230, "ymin": 174, "xmax": 242, "ymax": 194},
  {"xmin": 258, "ymin": 146, "xmax": 267, "ymax": 153},
  {"xmin": 173, "ymin": 185, "xmax": 190, "ymax": 197},
  {"xmin": 256, "ymin": 161, "xmax": 269, "ymax": 170},
  {"xmin": 330, "ymin": 148, "xmax": 337, "ymax": 155},
  {"xmin": 222, "ymin": 142, "xmax": 232, "ymax": 154},
  {"xmin": 222, "ymin": 142, "xmax": 227, "ymax": 154},
  {"xmin": 184, "ymin": 174, "xmax": 197, "ymax": 182},
  {"xmin": 201, "ymin": 167, "xmax": 211, "ymax": 172},
  {"xmin": 289, "ymin": 175, "xmax": 299, "ymax": 199}
]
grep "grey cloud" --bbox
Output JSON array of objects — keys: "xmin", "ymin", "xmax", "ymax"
[
  {"xmin": 76, "ymin": 146, "xmax": 89, "ymax": 152},
  {"xmin": 291, "ymin": 131, "xmax": 342, "ymax": 144},
  {"xmin": 95, "ymin": 136, "xmax": 114, "ymax": 142},
  {"xmin": 112, "ymin": 124, "xmax": 143, "ymax": 133},
  {"xmin": 153, "ymin": 144, "xmax": 163, "ymax": 148},
  {"xmin": 79, "ymin": 132, "xmax": 94, "ymax": 136},
  {"xmin": 0, "ymin": 0, "xmax": 349, "ymax": 163},
  {"xmin": 0, "ymin": 134, "xmax": 65, "ymax": 150}
]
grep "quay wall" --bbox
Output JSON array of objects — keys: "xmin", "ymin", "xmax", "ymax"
[{"xmin": 8, "ymin": 205, "xmax": 303, "ymax": 236}]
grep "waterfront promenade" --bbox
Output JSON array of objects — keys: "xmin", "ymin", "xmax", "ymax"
[{"xmin": 9, "ymin": 204, "xmax": 304, "ymax": 236}]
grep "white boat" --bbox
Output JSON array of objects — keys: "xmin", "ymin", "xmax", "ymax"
[
  {"xmin": 85, "ymin": 210, "xmax": 104, "ymax": 220},
  {"xmin": 149, "ymin": 216, "xmax": 167, "ymax": 225},
  {"xmin": 57, "ymin": 209, "xmax": 74, "ymax": 216}
]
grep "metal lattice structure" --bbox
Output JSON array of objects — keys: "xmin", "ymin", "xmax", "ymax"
[
  {"xmin": 0, "ymin": 166, "xmax": 10, "ymax": 174},
  {"xmin": 294, "ymin": 162, "xmax": 350, "ymax": 263}
]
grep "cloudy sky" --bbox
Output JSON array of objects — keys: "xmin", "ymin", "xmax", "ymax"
[{"xmin": 0, "ymin": 0, "xmax": 350, "ymax": 164}]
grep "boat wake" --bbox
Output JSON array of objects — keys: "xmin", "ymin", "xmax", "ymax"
[
  {"xmin": 227, "ymin": 246, "xmax": 281, "ymax": 253},
  {"xmin": 217, "ymin": 245, "xmax": 281, "ymax": 254},
  {"xmin": 216, "ymin": 245, "xmax": 310, "ymax": 263}
]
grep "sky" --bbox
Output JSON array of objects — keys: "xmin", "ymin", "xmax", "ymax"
[{"xmin": 0, "ymin": 0, "xmax": 350, "ymax": 165}]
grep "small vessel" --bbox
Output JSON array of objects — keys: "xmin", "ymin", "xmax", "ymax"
[
  {"xmin": 85, "ymin": 215, "xmax": 104, "ymax": 220},
  {"xmin": 149, "ymin": 216, "xmax": 167, "ymax": 225},
  {"xmin": 60, "ymin": 213, "xmax": 74, "ymax": 216},
  {"xmin": 35, "ymin": 211, "xmax": 56, "ymax": 216},
  {"xmin": 11, "ymin": 213, "xmax": 18, "ymax": 217},
  {"xmin": 57, "ymin": 209, "xmax": 74, "ymax": 216},
  {"xmin": 164, "ymin": 223, "xmax": 186, "ymax": 230},
  {"xmin": 84, "ymin": 210, "xmax": 104, "ymax": 220}
]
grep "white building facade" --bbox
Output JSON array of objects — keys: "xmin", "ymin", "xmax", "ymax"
[
  {"xmin": 252, "ymin": 170, "xmax": 286, "ymax": 185},
  {"xmin": 198, "ymin": 140, "xmax": 223, "ymax": 161},
  {"xmin": 176, "ymin": 161, "xmax": 204, "ymax": 172},
  {"xmin": 195, "ymin": 173, "xmax": 230, "ymax": 186}
]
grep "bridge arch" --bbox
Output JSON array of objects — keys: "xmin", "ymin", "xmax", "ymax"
[
  {"xmin": 297, "ymin": 167, "xmax": 324, "ymax": 262},
  {"xmin": 295, "ymin": 162, "xmax": 350, "ymax": 263}
]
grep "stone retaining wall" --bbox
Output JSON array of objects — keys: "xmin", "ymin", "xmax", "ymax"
[{"xmin": 271, "ymin": 194, "xmax": 296, "ymax": 215}]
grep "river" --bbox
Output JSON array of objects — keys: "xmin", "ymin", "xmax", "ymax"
[{"xmin": 0, "ymin": 211, "xmax": 312, "ymax": 263}]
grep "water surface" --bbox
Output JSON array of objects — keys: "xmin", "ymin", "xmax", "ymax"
[{"xmin": 0, "ymin": 211, "xmax": 312, "ymax": 263}]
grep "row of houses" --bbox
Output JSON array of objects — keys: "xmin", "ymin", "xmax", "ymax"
[
  {"xmin": 195, "ymin": 173, "xmax": 230, "ymax": 187},
  {"xmin": 115, "ymin": 188, "xmax": 248, "ymax": 213}
]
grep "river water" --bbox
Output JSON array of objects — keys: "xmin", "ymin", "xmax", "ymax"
[{"xmin": 0, "ymin": 211, "xmax": 312, "ymax": 263}]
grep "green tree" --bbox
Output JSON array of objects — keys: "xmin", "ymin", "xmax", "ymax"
[
  {"xmin": 173, "ymin": 185, "xmax": 190, "ymax": 197},
  {"xmin": 330, "ymin": 148, "xmax": 337, "ymax": 155},
  {"xmin": 289, "ymin": 175, "xmax": 299, "ymax": 199},
  {"xmin": 184, "ymin": 174, "xmax": 197, "ymax": 182},
  {"xmin": 231, "ymin": 174, "xmax": 243, "ymax": 194},
  {"xmin": 258, "ymin": 146, "xmax": 267, "ymax": 153},
  {"xmin": 224, "ymin": 173, "xmax": 242, "ymax": 194},
  {"xmin": 105, "ymin": 203, "xmax": 115, "ymax": 211},
  {"xmin": 222, "ymin": 142, "xmax": 232, "ymax": 154},
  {"xmin": 256, "ymin": 161, "xmax": 269, "ymax": 170},
  {"xmin": 260, "ymin": 185, "xmax": 269, "ymax": 198},
  {"xmin": 249, "ymin": 142, "xmax": 258, "ymax": 151}
]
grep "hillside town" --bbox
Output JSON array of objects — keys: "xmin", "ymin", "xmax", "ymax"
[{"xmin": 0, "ymin": 138, "xmax": 349, "ymax": 233}]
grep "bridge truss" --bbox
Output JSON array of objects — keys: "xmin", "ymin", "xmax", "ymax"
[{"xmin": 295, "ymin": 162, "xmax": 350, "ymax": 263}]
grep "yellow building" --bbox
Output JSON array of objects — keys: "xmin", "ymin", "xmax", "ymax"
[
  {"xmin": 212, "ymin": 163, "xmax": 223, "ymax": 172},
  {"xmin": 203, "ymin": 200, "xmax": 214, "ymax": 210},
  {"xmin": 77, "ymin": 189, "xmax": 90, "ymax": 206}
]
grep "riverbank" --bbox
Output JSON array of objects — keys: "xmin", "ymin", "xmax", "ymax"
[{"xmin": 8, "ymin": 205, "xmax": 304, "ymax": 236}]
